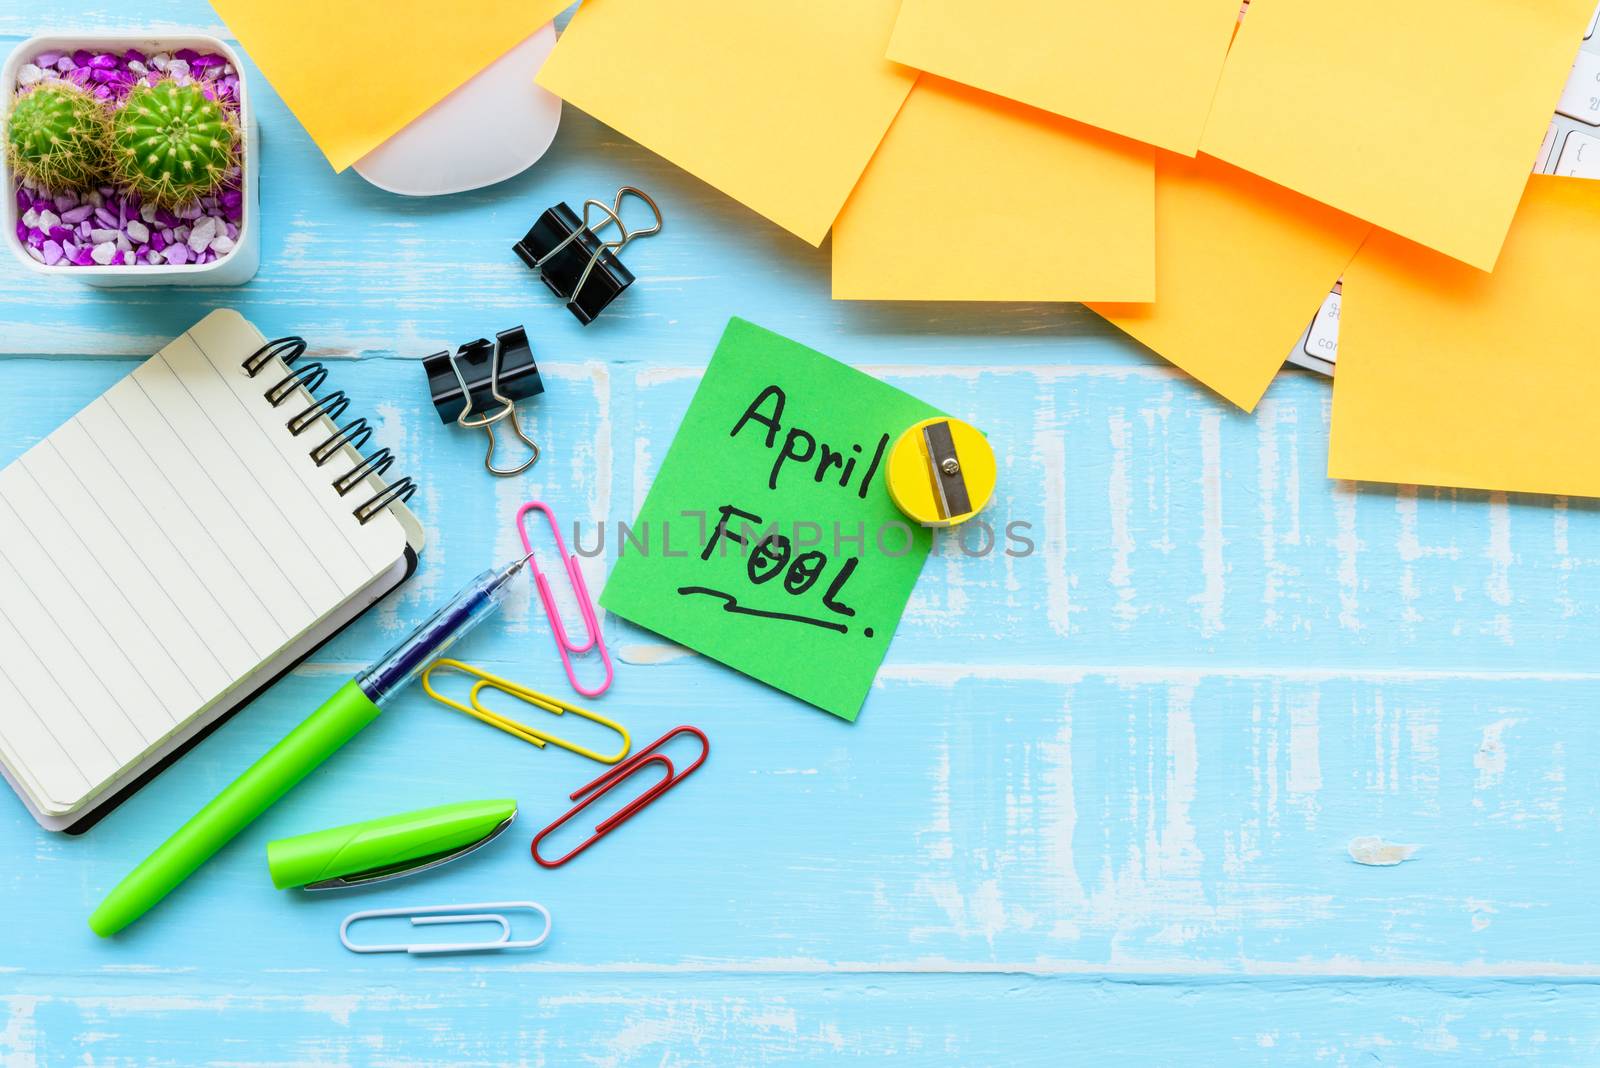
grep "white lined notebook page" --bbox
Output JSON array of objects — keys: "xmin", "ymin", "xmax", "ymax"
[{"xmin": 0, "ymin": 310, "xmax": 406, "ymax": 815}]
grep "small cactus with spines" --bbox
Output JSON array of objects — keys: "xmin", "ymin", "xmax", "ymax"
[
  {"xmin": 109, "ymin": 79, "xmax": 237, "ymax": 209},
  {"xmin": 4, "ymin": 81, "xmax": 108, "ymax": 192}
]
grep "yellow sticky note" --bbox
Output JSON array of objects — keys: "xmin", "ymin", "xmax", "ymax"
[
  {"xmin": 831, "ymin": 77, "xmax": 1154, "ymax": 302},
  {"xmin": 1330, "ymin": 177, "xmax": 1600, "ymax": 497},
  {"xmin": 535, "ymin": 0, "xmax": 916, "ymax": 246},
  {"xmin": 207, "ymin": 0, "xmax": 565, "ymax": 172},
  {"xmin": 1088, "ymin": 152, "xmax": 1370, "ymax": 411},
  {"xmin": 886, "ymin": 0, "xmax": 1241, "ymax": 155},
  {"xmin": 1201, "ymin": 0, "xmax": 1593, "ymax": 271}
]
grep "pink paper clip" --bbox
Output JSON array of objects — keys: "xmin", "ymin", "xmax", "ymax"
[{"xmin": 516, "ymin": 501, "xmax": 614, "ymax": 697}]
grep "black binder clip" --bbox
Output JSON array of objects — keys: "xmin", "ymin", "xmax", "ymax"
[
  {"xmin": 512, "ymin": 186, "xmax": 663, "ymax": 325},
  {"xmin": 422, "ymin": 326, "xmax": 543, "ymax": 477}
]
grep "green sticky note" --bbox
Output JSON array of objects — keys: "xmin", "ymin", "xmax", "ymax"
[{"xmin": 600, "ymin": 318, "xmax": 942, "ymax": 721}]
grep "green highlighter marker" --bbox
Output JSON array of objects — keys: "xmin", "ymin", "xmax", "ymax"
[
  {"xmin": 267, "ymin": 799, "xmax": 518, "ymax": 890},
  {"xmin": 89, "ymin": 555, "xmax": 531, "ymax": 937}
]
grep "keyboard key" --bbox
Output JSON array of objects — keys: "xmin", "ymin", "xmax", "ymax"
[
  {"xmin": 1536, "ymin": 121, "xmax": 1560, "ymax": 172},
  {"xmin": 1555, "ymin": 129, "xmax": 1600, "ymax": 176},
  {"xmin": 1556, "ymin": 50, "xmax": 1600, "ymax": 125},
  {"xmin": 1303, "ymin": 287, "xmax": 1341, "ymax": 364}
]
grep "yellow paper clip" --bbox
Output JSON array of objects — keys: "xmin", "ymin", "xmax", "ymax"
[{"xmin": 420, "ymin": 659, "xmax": 630, "ymax": 765}]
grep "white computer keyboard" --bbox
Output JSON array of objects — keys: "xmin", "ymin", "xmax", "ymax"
[{"xmin": 1285, "ymin": 0, "xmax": 1600, "ymax": 377}]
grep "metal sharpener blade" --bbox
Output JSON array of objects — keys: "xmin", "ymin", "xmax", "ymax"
[{"xmin": 923, "ymin": 420, "xmax": 971, "ymax": 519}]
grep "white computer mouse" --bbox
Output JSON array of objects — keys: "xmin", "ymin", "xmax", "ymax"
[{"xmin": 352, "ymin": 23, "xmax": 561, "ymax": 196}]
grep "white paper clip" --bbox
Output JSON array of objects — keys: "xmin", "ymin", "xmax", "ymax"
[{"xmin": 339, "ymin": 901, "xmax": 552, "ymax": 955}]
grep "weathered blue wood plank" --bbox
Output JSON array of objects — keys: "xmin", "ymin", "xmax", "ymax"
[
  {"xmin": 4, "ymin": 658, "xmax": 1598, "ymax": 972},
  {"xmin": 5, "ymin": 975, "xmax": 1598, "ymax": 1065},
  {"xmin": 617, "ymin": 360, "xmax": 1600, "ymax": 673},
  {"xmin": 4, "ymin": 356, "xmax": 1592, "ymax": 679}
]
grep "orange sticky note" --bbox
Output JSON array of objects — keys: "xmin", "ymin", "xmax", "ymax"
[
  {"xmin": 1330, "ymin": 177, "xmax": 1600, "ymax": 497},
  {"xmin": 831, "ymin": 77, "xmax": 1154, "ymax": 302},
  {"xmin": 886, "ymin": 0, "xmax": 1241, "ymax": 155},
  {"xmin": 536, "ymin": 0, "xmax": 916, "ymax": 245},
  {"xmin": 207, "ymin": 0, "xmax": 565, "ymax": 172},
  {"xmin": 1088, "ymin": 152, "xmax": 1370, "ymax": 411},
  {"xmin": 1201, "ymin": 0, "xmax": 1593, "ymax": 271}
]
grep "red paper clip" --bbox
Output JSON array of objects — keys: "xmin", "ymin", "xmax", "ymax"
[{"xmin": 531, "ymin": 725, "xmax": 708, "ymax": 868}]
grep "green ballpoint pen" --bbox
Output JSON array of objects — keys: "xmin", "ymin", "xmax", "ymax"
[
  {"xmin": 88, "ymin": 554, "xmax": 533, "ymax": 937},
  {"xmin": 266, "ymin": 798, "xmax": 518, "ymax": 890}
]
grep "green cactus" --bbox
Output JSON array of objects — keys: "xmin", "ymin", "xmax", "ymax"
[
  {"xmin": 4, "ymin": 82, "xmax": 108, "ymax": 192},
  {"xmin": 109, "ymin": 79, "xmax": 237, "ymax": 208}
]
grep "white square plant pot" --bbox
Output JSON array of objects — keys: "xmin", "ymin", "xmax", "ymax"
[{"xmin": 2, "ymin": 32, "xmax": 260, "ymax": 286}]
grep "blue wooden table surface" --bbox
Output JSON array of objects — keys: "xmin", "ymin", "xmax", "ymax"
[{"xmin": 5, "ymin": 5, "xmax": 1600, "ymax": 1065}]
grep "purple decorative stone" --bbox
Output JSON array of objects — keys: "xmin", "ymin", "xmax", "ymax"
[
  {"xmin": 149, "ymin": 231, "xmax": 166, "ymax": 252},
  {"xmin": 34, "ymin": 51, "xmax": 63, "ymax": 67},
  {"xmin": 93, "ymin": 207, "xmax": 116, "ymax": 228},
  {"xmin": 155, "ymin": 208, "xmax": 180, "ymax": 228},
  {"xmin": 15, "ymin": 187, "xmax": 31, "ymax": 213},
  {"xmin": 72, "ymin": 247, "xmax": 94, "ymax": 266},
  {"xmin": 15, "ymin": 221, "xmax": 28, "ymax": 243},
  {"xmin": 41, "ymin": 241, "xmax": 63, "ymax": 265},
  {"xmin": 174, "ymin": 48, "xmax": 201, "ymax": 62},
  {"xmin": 71, "ymin": 50, "xmax": 92, "ymax": 66},
  {"xmin": 26, "ymin": 227, "xmax": 45, "ymax": 247},
  {"xmin": 123, "ymin": 48, "xmax": 147, "ymax": 64},
  {"xmin": 89, "ymin": 53, "xmax": 117, "ymax": 70},
  {"xmin": 47, "ymin": 226, "xmax": 71, "ymax": 242}
]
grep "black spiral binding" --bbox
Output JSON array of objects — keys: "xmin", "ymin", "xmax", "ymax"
[{"xmin": 243, "ymin": 336, "xmax": 417, "ymax": 525}]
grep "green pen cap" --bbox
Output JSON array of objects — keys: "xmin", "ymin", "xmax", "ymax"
[{"xmin": 266, "ymin": 798, "xmax": 518, "ymax": 890}]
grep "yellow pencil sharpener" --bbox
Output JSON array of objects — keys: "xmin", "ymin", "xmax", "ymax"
[{"xmin": 885, "ymin": 417, "xmax": 996, "ymax": 528}]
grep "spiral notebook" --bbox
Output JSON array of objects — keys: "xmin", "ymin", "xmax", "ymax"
[{"xmin": 0, "ymin": 310, "xmax": 425, "ymax": 834}]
